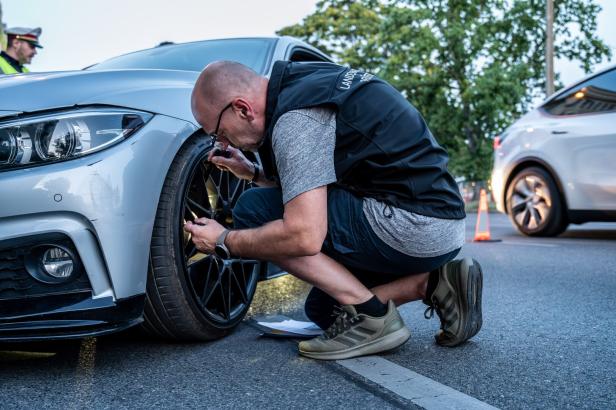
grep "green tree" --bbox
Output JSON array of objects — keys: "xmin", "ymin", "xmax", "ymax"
[{"xmin": 278, "ymin": 0, "xmax": 611, "ymax": 180}]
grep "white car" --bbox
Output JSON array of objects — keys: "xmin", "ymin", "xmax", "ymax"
[{"xmin": 491, "ymin": 65, "xmax": 616, "ymax": 236}]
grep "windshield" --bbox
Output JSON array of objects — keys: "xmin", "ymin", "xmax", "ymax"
[{"xmin": 88, "ymin": 38, "xmax": 277, "ymax": 74}]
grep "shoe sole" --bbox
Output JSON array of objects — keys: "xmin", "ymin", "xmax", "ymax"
[
  {"xmin": 298, "ymin": 326, "xmax": 411, "ymax": 361},
  {"xmin": 439, "ymin": 257, "xmax": 483, "ymax": 347}
]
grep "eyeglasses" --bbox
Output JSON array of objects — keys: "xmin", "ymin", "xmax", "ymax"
[{"xmin": 209, "ymin": 102, "xmax": 233, "ymax": 143}]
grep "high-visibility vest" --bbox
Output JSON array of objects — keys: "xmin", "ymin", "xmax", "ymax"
[{"xmin": 0, "ymin": 55, "xmax": 29, "ymax": 75}]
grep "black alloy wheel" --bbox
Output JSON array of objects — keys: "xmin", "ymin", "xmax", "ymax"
[
  {"xmin": 143, "ymin": 136, "xmax": 261, "ymax": 341},
  {"xmin": 181, "ymin": 151, "xmax": 259, "ymax": 326},
  {"xmin": 506, "ymin": 166, "xmax": 568, "ymax": 237}
]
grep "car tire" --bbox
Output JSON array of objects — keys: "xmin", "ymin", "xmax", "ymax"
[
  {"xmin": 142, "ymin": 135, "xmax": 261, "ymax": 341},
  {"xmin": 506, "ymin": 166, "xmax": 568, "ymax": 237}
]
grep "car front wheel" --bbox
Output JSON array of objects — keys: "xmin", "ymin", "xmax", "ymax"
[
  {"xmin": 506, "ymin": 166, "xmax": 568, "ymax": 237},
  {"xmin": 142, "ymin": 135, "xmax": 261, "ymax": 341}
]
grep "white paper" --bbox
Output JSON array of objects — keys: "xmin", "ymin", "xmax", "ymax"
[{"xmin": 256, "ymin": 319, "xmax": 322, "ymax": 336}]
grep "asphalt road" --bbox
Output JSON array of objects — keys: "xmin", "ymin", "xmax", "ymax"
[{"xmin": 1, "ymin": 213, "xmax": 615, "ymax": 409}]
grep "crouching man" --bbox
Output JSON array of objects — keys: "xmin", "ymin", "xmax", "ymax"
[{"xmin": 185, "ymin": 60, "xmax": 483, "ymax": 360}]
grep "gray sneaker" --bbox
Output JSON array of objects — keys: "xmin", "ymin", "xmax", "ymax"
[
  {"xmin": 298, "ymin": 300, "xmax": 411, "ymax": 360},
  {"xmin": 424, "ymin": 257, "xmax": 483, "ymax": 347}
]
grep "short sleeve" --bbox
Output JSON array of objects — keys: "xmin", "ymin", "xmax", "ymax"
[{"xmin": 271, "ymin": 107, "xmax": 337, "ymax": 204}]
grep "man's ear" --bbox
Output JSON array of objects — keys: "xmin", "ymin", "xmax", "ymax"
[{"xmin": 233, "ymin": 98, "xmax": 253, "ymax": 120}]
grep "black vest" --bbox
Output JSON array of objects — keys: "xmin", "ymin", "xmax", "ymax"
[{"xmin": 259, "ymin": 61, "xmax": 465, "ymax": 220}]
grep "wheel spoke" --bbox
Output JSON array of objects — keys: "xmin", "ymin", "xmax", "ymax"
[
  {"xmin": 186, "ymin": 197, "xmax": 213, "ymax": 218},
  {"xmin": 203, "ymin": 279, "xmax": 219, "ymax": 307},
  {"xmin": 226, "ymin": 268, "xmax": 232, "ymax": 318},
  {"xmin": 200, "ymin": 259, "xmax": 219, "ymax": 306},
  {"xmin": 230, "ymin": 179, "xmax": 246, "ymax": 206},
  {"xmin": 201, "ymin": 257, "xmax": 214, "ymax": 293},
  {"xmin": 535, "ymin": 202, "xmax": 550, "ymax": 221},
  {"xmin": 209, "ymin": 169, "xmax": 225, "ymax": 209},
  {"xmin": 514, "ymin": 179, "xmax": 532, "ymax": 199},
  {"xmin": 239, "ymin": 260, "xmax": 258, "ymax": 287},
  {"xmin": 214, "ymin": 169, "xmax": 223, "ymax": 196},
  {"xmin": 187, "ymin": 255, "xmax": 212, "ymax": 294},
  {"xmin": 219, "ymin": 169, "xmax": 226, "ymax": 196},
  {"xmin": 218, "ymin": 278, "xmax": 229, "ymax": 320},
  {"xmin": 221, "ymin": 169, "xmax": 228, "ymax": 199},
  {"xmin": 200, "ymin": 162, "xmax": 210, "ymax": 188},
  {"xmin": 236, "ymin": 263, "xmax": 248, "ymax": 290},
  {"xmin": 184, "ymin": 205, "xmax": 197, "ymax": 221},
  {"xmin": 529, "ymin": 206, "xmax": 541, "ymax": 229},
  {"xmin": 229, "ymin": 265, "xmax": 248, "ymax": 304},
  {"xmin": 515, "ymin": 208, "xmax": 528, "ymax": 227},
  {"xmin": 184, "ymin": 240, "xmax": 197, "ymax": 258},
  {"xmin": 535, "ymin": 186, "xmax": 551, "ymax": 206},
  {"xmin": 525, "ymin": 176, "xmax": 536, "ymax": 192},
  {"xmin": 187, "ymin": 254, "xmax": 210, "ymax": 270},
  {"xmin": 511, "ymin": 194, "xmax": 527, "ymax": 213}
]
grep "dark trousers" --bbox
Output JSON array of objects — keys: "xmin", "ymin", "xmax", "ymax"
[{"xmin": 233, "ymin": 186, "xmax": 460, "ymax": 329}]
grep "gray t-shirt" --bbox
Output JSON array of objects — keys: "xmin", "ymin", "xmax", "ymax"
[{"xmin": 271, "ymin": 107, "xmax": 465, "ymax": 257}]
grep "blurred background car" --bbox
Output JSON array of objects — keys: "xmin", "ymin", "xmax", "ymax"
[
  {"xmin": 491, "ymin": 64, "xmax": 616, "ymax": 236},
  {"xmin": 0, "ymin": 37, "xmax": 331, "ymax": 342}
]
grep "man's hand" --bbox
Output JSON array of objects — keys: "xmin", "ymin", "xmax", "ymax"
[
  {"xmin": 183, "ymin": 217, "xmax": 226, "ymax": 254},
  {"xmin": 208, "ymin": 145, "xmax": 255, "ymax": 181}
]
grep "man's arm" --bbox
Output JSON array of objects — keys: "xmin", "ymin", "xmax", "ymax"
[{"xmin": 226, "ymin": 186, "xmax": 328, "ymax": 259}]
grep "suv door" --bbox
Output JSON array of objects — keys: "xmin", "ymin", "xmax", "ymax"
[{"xmin": 541, "ymin": 68, "xmax": 616, "ymax": 211}]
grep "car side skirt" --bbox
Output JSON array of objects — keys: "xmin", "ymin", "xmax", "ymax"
[{"xmin": 568, "ymin": 210, "xmax": 616, "ymax": 224}]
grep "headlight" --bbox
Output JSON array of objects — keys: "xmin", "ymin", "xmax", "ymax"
[{"xmin": 0, "ymin": 108, "xmax": 152, "ymax": 171}]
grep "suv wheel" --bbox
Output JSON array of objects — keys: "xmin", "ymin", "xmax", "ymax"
[
  {"xmin": 506, "ymin": 167, "xmax": 568, "ymax": 237},
  {"xmin": 142, "ymin": 136, "xmax": 261, "ymax": 341}
]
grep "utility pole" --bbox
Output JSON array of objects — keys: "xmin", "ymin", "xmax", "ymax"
[{"xmin": 546, "ymin": 0, "xmax": 555, "ymax": 96}]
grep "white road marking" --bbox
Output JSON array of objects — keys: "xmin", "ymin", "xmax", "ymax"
[{"xmin": 337, "ymin": 356, "xmax": 500, "ymax": 410}]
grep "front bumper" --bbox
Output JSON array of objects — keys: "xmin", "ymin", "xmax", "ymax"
[
  {"xmin": 0, "ymin": 292, "xmax": 145, "ymax": 342},
  {"xmin": 0, "ymin": 231, "xmax": 143, "ymax": 342},
  {"xmin": 0, "ymin": 112, "xmax": 198, "ymax": 341}
]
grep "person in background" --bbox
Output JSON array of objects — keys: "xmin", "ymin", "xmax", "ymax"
[{"xmin": 0, "ymin": 27, "xmax": 42, "ymax": 75}]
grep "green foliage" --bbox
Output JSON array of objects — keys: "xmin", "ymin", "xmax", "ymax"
[{"xmin": 278, "ymin": 0, "xmax": 611, "ymax": 180}]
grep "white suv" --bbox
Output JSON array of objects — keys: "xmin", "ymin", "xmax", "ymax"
[{"xmin": 491, "ymin": 65, "xmax": 616, "ymax": 236}]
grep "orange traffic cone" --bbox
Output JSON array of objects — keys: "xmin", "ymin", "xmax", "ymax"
[{"xmin": 473, "ymin": 189, "xmax": 499, "ymax": 242}]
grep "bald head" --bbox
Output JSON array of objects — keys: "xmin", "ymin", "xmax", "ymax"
[{"xmin": 191, "ymin": 60, "xmax": 266, "ymax": 130}]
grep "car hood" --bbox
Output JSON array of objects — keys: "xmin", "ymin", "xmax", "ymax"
[{"xmin": 0, "ymin": 69, "xmax": 200, "ymax": 125}]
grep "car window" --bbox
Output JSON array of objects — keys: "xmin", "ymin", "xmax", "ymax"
[
  {"xmin": 290, "ymin": 48, "xmax": 330, "ymax": 63},
  {"xmin": 542, "ymin": 68, "xmax": 616, "ymax": 116},
  {"xmin": 87, "ymin": 38, "xmax": 276, "ymax": 74}
]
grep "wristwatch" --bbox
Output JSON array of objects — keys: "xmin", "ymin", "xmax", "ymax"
[
  {"xmin": 250, "ymin": 162, "xmax": 260, "ymax": 183},
  {"xmin": 214, "ymin": 229, "xmax": 231, "ymax": 259}
]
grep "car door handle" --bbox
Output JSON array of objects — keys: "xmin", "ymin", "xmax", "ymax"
[{"xmin": 551, "ymin": 130, "xmax": 568, "ymax": 135}]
